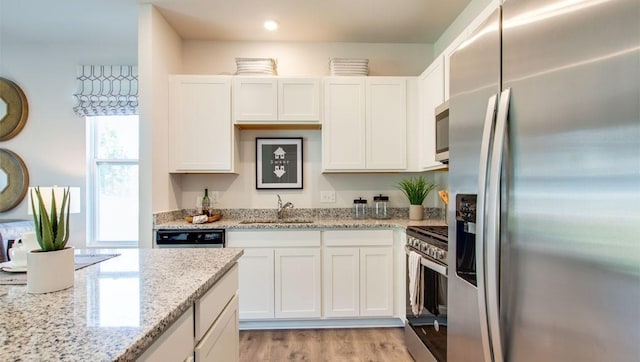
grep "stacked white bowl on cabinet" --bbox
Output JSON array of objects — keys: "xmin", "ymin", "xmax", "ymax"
[
  {"xmin": 329, "ymin": 58, "xmax": 369, "ymax": 76},
  {"xmin": 235, "ymin": 58, "xmax": 277, "ymax": 75}
]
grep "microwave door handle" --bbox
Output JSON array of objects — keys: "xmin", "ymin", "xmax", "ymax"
[
  {"xmin": 486, "ymin": 88, "xmax": 511, "ymax": 362},
  {"xmin": 477, "ymin": 93, "xmax": 499, "ymax": 362}
]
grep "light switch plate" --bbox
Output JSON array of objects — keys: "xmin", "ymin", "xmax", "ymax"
[{"xmin": 320, "ymin": 191, "xmax": 336, "ymax": 203}]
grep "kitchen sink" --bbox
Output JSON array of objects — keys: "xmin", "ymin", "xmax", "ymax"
[{"xmin": 239, "ymin": 218, "xmax": 314, "ymax": 224}]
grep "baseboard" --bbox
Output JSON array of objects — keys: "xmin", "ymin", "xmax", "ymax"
[{"xmin": 239, "ymin": 317, "xmax": 404, "ymax": 330}]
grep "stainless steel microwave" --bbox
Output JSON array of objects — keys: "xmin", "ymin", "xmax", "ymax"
[{"xmin": 435, "ymin": 101, "xmax": 449, "ymax": 163}]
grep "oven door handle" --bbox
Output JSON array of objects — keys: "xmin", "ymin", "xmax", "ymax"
[{"xmin": 405, "ymin": 247, "xmax": 447, "ymax": 276}]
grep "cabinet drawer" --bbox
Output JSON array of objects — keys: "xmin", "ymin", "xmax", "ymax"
[
  {"xmin": 195, "ymin": 295, "xmax": 239, "ymax": 362},
  {"xmin": 194, "ymin": 265, "xmax": 238, "ymax": 341},
  {"xmin": 227, "ymin": 230, "xmax": 321, "ymax": 248},
  {"xmin": 323, "ymin": 229, "xmax": 393, "ymax": 247}
]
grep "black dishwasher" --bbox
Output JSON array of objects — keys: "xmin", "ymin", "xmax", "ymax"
[{"xmin": 156, "ymin": 229, "xmax": 225, "ymax": 248}]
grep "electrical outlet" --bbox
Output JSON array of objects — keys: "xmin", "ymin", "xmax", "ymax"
[
  {"xmin": 320, "ymin": 191, "xmax": 336, "ymax": 203},
  {"xmin": 210, "ymin": 191, "xmax": 220, "ymax": 204}
]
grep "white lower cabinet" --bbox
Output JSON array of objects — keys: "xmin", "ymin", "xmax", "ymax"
[
  {"xmin": 275, "ymin": 248, "xmax": 322, "ymax": 318},
  {"xmin": 229, "ymin": 229, "xmax": 395, "ymax": 324},
  {"xmin": 322, "ymin": 247, "xmax": 360, "ymax": 317},
  {"xmin": 194, "ymin": 295, "xmax": 239, "ymax": 362},
  {"xmin": 227, "ymin": 230, "xmax": 322, "ymax": 320},
  {"xmin": 323, "ymin": 230, "xmax": 394, "ymax": 318},
  {"xmin": 359, "ymin": 247, "xmax": 394, "ymax": 317},
  {"xmin": 236, "ymin": 248, "xmax": 274, "ymax": 319}
]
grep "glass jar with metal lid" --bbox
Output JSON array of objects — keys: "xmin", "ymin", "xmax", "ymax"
[
  {"xmin": 353, "ymin": 197, "xmax": 368, "ymax": 219},
  {"xmin": 373, "ymin": 194, "xmax": 390, "ymax": 219}
]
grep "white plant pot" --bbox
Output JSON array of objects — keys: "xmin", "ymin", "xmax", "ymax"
[
  {"xmin": 27, "ymin": 247, "xmax": 74, "ymax": 294},
  {"xmin": 409, "ymin": 205, "xmax": 424, "ymax": 221}
]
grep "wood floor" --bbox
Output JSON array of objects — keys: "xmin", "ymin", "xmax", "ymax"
[{"xmin": 239, "ymin": 328, "xmax": 415, "ymax": 362}]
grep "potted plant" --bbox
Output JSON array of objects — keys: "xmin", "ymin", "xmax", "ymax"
[
  {"xmin": 27, "ymin": 186, "xmax": 74, "ymax": 294},
  {"xmin": 397, "ymin": 176, "xmax": 437, "ymax": 220}
]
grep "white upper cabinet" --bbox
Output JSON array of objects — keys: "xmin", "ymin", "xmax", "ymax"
[
  {"xmin": 168, "ymin": 75, "xmax": 236, "ymax": 173},
  {"xmin": 233, "ymin": 77, "xmax": 320, "ymax": 124},
  {"xmin": 366, "ymin": 78, "xmax": 407, "ymax": 170},
  {"xmin": 322, "ymin": 78, "xmax": 367, "ymax": 170},
  {"xmin": 323, "ymin": 77, "xmax": 407, "ymax": 172},
  {"xmin": 278, "ymin": 78, "xmax": 321, "ymax": 121},
  {"xmin": 232, "ymin": 78, "xmax": 278, "ymax": 121},
  {"xmin": 419, "ymin": 57, "xmax": 446, "ymax": 170}
]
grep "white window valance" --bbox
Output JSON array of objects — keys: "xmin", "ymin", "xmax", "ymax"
[{"xmin": 73, "ymin": 65, "xmax": 138, "ymax": 117}]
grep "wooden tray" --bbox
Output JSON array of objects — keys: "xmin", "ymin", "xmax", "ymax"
[{"xmin": 185, "ymin": 214, "xmax": 223, "ymax": 223}]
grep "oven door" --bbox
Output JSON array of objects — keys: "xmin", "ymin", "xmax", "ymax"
[{"xmin": 405, "ymin": 248, "xmax": 448, "ymax": 362}]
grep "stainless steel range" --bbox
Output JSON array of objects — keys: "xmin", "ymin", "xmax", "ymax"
[{"xmin": 405, "ymin": 225, "xmax": 448, "ymax": 362}]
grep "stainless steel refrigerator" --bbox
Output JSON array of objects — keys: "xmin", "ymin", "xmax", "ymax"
[{"xmin": 447, "ymin": 0, "xmax": 640, "ymax": 361}]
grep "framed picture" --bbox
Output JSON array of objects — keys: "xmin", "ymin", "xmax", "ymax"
[{"xmin": 256, "ymin": 137, "xmax": 303, "ymax": 189}]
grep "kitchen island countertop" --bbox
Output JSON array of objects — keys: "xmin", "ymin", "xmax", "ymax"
[{"xmin": 0, "ymin": 248, "xmax": 243, "ymax": 361}]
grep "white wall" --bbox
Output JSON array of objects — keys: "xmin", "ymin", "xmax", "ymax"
[
  {"xmin": 182, "ymin": 41, "xmax": 432, "ymax": 76},
  {"xmin": 139, "ymin": 4, "xmax": 183, "ymax": 248},
  {"xmin": 0, "ymin": 41, "xmax": 136, "ymax": 247}
]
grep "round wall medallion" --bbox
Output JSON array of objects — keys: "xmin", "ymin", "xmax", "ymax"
[
  {"xmin": 0, "ymin": 148, "xmax": 30, "ymax": 212},
  {"xmin": 0, "ymin": 77, "xmax": 29, "ymax": 141}
]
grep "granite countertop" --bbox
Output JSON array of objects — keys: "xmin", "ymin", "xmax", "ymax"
[
  {"xmin": 0, "ymin": 248, "xmax": 243, "ymax": 361},
  {"xmin": 155, "ymin": 217, "xmax": 447, "ymax": 230}
]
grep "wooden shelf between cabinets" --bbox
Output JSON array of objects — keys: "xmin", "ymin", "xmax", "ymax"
[{"xmin": 235, "ymin": 124, "xmax": 321, "ymax": 130}]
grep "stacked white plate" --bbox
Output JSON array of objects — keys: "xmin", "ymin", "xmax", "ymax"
[
  {"xmin": 235, "ymin": 58, "xmax": 277, "ymax": 75},
  {"xmin": 329, "ymin": 58, "xmax": 369, "ymax": 76}
]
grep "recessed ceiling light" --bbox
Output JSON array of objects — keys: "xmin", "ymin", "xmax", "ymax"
[{"xmin": 264, "ymin": 20, "xmax": 279, "ymax": 31}]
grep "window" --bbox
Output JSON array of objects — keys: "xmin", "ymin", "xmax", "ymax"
[{"xmin": 87, "ymin": 115, "xmax": 139, "ymax": 246}]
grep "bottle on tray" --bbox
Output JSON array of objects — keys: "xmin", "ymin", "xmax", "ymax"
[{"xmin": 202, "ymin": 188, "xmax": 211, "ymax": 216}]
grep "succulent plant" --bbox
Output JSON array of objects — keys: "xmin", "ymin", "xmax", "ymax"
[
  {"xmin": 397, "ymin": 176, "xmax": 437, "ymax": 206},
  {"xmin": 30, "ymin": 187, "xmax": 70, "ymax": 251}
]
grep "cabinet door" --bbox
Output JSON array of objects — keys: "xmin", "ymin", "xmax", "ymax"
[
  {"xmin": 274, "ymin": 248, "xmax": 321, "ymax": 318},
  {"xmin": 323, "ymin": 247, "xmax": 360, "ymax": 317},
  {"xmin": 233, "ymin": 78, "xmax": 278, "ymax": 121},
  {"xmin": 195, "ymin": 295, "xmax": 239, "ymax": 362},
  {"xmin": 169, "ymin": 76, "xmax": 233, "ymax": 172},
  {"xmin": 236, "ymin": 249, "xmax": 274, "ymax": 320},
  {"xmin": 419, "ymin": 58, "xmax": 445, "ymax": 170},
  {"xmin": 366, "ymin": 78, "xmax": 407, "ymax": 170},
  {"xmin": 360, "ymin": 247, "xmax": 394, "ymax": 317},
  {"xmin": 278, "ymin": 78, "xmax": 320, "ymax": 122},
  {"xmin": 322, "ymin": 78, "xmax": 366, "ymax": 170},
  {"xmin": 137, "ymin": 306, "xmax": 194, "ymax": 361}
]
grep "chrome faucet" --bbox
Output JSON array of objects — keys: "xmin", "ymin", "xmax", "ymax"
[{"xmin": 277, "ymin": 194, "xmax": 294, "ymax": 219}]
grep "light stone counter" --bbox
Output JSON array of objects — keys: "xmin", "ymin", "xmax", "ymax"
[
  {"xmin": 0, "ymin": 248, "xmax": 243, "ymax": 361},
  {"xmin": 155, "ymin": 217, "xmax": 447, "ymax": 230}
]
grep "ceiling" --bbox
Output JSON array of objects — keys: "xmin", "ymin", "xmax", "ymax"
[
  {"xmin": 143, "ymin": 0, "xmax": 472, "ymax": 43},
  {"xmin": 1, "ymin": 0, "xmax": 472, "ymax": 45}
]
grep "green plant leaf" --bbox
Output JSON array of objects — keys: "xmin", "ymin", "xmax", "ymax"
[
  {"xmin": 396, "ymin": 176, "xmax": 437, "ymax": 205},
  {"xmin": 31, "ymin": 186, "xmax": 71, "ymax": 252}
]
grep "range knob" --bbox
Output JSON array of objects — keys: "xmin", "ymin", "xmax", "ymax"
[
  {"xmin": 435, "ymin": 250, "xmax": 446, "ymax": 260},
  {"xmin": 428, "ymin": 247, "xmax": 437, "ymax": 258}
]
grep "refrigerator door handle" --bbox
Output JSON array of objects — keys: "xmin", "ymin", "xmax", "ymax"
[
  {"xmin": 485, "ymin": 88, "xmax": 511, "ymax": 362},
  {"xmin": 476, "ymin": 93, "xmax": 499, "ymax": 362}
]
